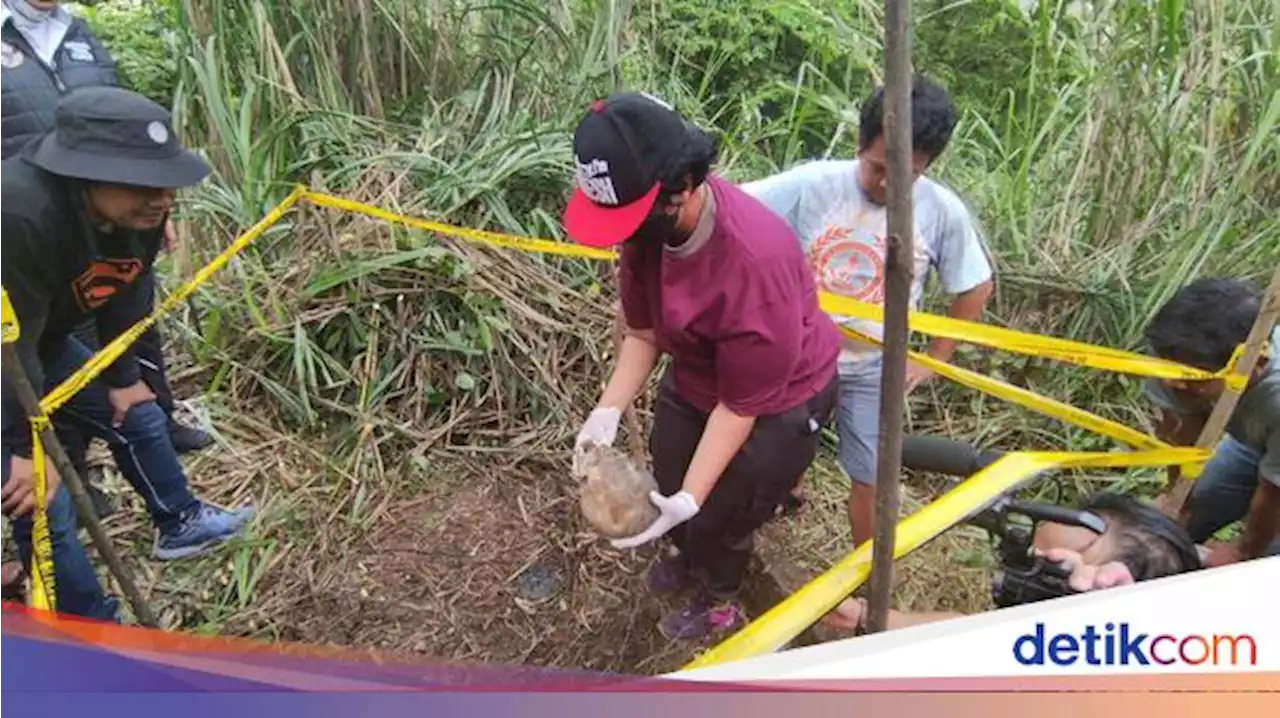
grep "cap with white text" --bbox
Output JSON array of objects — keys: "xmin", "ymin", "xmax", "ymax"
[{"xmin": 563, "ymin": 92, "xmax": 688, "ymax": 248}]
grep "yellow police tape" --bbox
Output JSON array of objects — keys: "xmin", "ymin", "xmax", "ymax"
[
  {"xmin": 28, "ymin": 416, "xmax": 55, "ymax": 612},
  {"xmin": 1, "ymin": 287, "xmax": 19, "ymax": 344},
  {"xmin": 679, "ymin": 445, "xmax": 1213, "ymax": 672},
  {"xmin": 820, "ymin": 294, "xmax": 1251, "ymax": 391}
]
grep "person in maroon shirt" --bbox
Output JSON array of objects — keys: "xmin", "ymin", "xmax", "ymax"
[{"xmin": 563, "ymin": 92, "xmax": 842, "ymax": 640}]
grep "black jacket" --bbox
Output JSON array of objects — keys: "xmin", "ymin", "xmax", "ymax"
[
  {"xmin": 1, "ymin": 158, "xmax": 163, "ymax": 456},
  {"xmin": 1, "ymin": 14, "xmax": 118, "ymax": 159}
]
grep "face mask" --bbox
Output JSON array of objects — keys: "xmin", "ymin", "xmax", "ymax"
[
  {"xmin": 6, "ymin": 0, "xmax": 54, "ymax": 25},
  {"xmin": 628, "ymin": 202, "xmax": 689, "ymax": 247}
]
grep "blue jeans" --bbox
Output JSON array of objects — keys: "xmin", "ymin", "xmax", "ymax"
[
  {"xmin": 1185, "ymin": 434, "xmax": 1280, "ymax": 555},
  {"xmin": 2, "ymin": 446, "xmax": 116, "ymax": 620}
]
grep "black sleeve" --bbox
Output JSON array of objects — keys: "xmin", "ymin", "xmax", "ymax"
[
  {"xmin": 94, "ymin": 267, "xmax": 151, "ymax": 388},
  {"xmin": 1, "ymin": 213, "xmax": 56, "ymax": 458}
]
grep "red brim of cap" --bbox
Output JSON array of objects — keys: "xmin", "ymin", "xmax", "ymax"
[{"xmin": 563, "ymin": 183, "xmax": 661, "ymax": 249}]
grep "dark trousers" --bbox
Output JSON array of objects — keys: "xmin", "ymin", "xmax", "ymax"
[
  {"xmin": 1, "ymin": 336, "xmax": 199, "ymax": 529},
  {"xmin": 651, "ymin": 371, "xmax": 839, "ymax": 598}
]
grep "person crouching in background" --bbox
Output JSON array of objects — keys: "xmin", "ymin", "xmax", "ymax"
[{"xmin": 564, "ymin": 92, "xmax": 842, "ymax": 640}]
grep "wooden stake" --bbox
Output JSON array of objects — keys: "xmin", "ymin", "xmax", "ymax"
[
  {"xmin": 1, "ymin": 345, "xmax": 159, "ymax": 627},
  {"xmin": 1163, "ymin": 264, "xmax": 1280, "ymax": 516},
  {"xmin": 866, "ymin": 0, "xmax": 914, "ymax": 635}
]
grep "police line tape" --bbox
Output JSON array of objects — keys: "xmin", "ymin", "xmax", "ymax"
[
  {"xmin": 0, "ymin": 185, "xmax": 1238, "ymax": 614},
  {"xmin": 304, "ymin": 190, "xmax": 1248, "ymax": 387},
  {"xmin": 680, "ymin": 445, "xmax": 1215, "ymax": 671}
]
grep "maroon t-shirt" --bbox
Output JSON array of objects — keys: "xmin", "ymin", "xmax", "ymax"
[{"xmin": 619, "ymin": 175, "xmax": 840, "ymax": 417}]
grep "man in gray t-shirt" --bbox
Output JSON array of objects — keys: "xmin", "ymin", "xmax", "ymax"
[{"xmin": 1144, "ymin": 277, "xmax": 1280, "ymax": 566}]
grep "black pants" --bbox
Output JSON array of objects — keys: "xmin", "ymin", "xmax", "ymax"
[{"xmin": 651, "ymin": 370, "xmax": 839, "ymax": 598}]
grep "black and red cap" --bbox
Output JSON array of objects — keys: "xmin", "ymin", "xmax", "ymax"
[{"xmin": 563, "ymin": 92, "xmax": 688, "ymax": 248}]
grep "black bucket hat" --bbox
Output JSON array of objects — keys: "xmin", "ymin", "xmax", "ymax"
[{"xmin": 21, "ymin": 86, "xmax": 210, "ymax": 189}]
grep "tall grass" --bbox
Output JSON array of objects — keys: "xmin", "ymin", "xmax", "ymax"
[{"xmin": 164, "ymin": 0, "xmax": 1276, "ymax": 454}]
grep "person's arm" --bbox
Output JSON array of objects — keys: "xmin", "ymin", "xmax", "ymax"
[
  {"xmin": 596, "ymin": 328, "xmax": 660, "ymax": 411},
  {"xmin": 1237, "ymin": 439, "xmax": 1280, "ymax": 559},
  {"xmin": 1, "ymin": 212, "xmax": 58, "ymax": 458},
  {"xmin": 926, "ymin": 280, "xmax": 993, "ymax": 363},
  {"xmin": 1237, "ymin": 480, "xmax": 1280, "ymax": 559},
  {"xmin": 910, "ymin": 189, "xmax": 995, "ymax": 389},
  {"xmin": 600, "ymin": 251, "xmax": 662, "ymax": 406},
  {"xmin": 680, "ymin": 403, "xmax": 756, "ymax": 504}
]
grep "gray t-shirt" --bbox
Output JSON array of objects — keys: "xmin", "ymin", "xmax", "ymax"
[{"xmin": 1145, "ymin": 326, "xmax": 1280, "ymax": 486}]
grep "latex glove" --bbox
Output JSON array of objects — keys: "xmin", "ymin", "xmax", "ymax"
[
  {"xmin": 609, "ymin": 490, "xmax": 700, "ymax": 549},
  {"xmin": 572, "ymin": 407, "xmax": 621, "ymax": 476}
]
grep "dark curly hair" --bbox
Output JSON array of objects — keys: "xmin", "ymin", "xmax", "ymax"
[
  {"xmin": 1144, "ymin": 277, "xmax": 1262, "ymax": 371},
  {"xmin": 653, "ymin": 121, "xmax": 720, "ymax": 206},
  {"xmin": 858, "ymin": 74, "xmax": 958, "ymax": 163},
  {"xmin": 1082, "ymin": 492, "xmax": 1202, "ymax": 581}
]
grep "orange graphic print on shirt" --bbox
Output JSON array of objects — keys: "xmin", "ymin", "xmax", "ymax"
[
  {"xmin": 72, "ymin": 259, "xmax": 144, "ymax": 312},
  {"xmin": 809, "ymin": 223, "xmax": 888, "ymax": 303}
]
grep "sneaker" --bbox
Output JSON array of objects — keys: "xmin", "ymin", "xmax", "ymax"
[
  {"xmin": 645, "ymin": 554, "xmax": 691, "ymax": 595},
  {"xmin": 659, "ymin": 593, "xmax": 745, "ymax": 640},
  {"xmin": 169, "ymin": 420, "xmax": 214, "ymax": 454},
  {"xmin": 153, "ymin": 502, "xmax": 255, "ymax": 560}
]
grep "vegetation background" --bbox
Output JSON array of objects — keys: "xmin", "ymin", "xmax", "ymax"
[{"xmin": 47, "ymin": 0, "xmax": 1279, "ymax": 670}]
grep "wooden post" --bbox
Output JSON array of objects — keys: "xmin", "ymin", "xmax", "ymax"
[
  {"xmin": 865, "ymin": 0, "xmax": 914, "ymax": 635},
  {"xmin": 1163, "ymin": 265, "xmax": 1280, "ymax": 516},
  {"xmin": 1, "ymin": 345, "xmax": 159, "ymax": 627}
]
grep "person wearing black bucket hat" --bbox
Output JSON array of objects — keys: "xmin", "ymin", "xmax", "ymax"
[
  {"xmin": 2, "ymin": 1, "xmax": 215, "ymax": 540},
  {"xmin": 564, "ymin": 92, "xmax": 842, "ymax": 640},
  {"xmin": 2, "ymin": 86, "xmax": 255, "ymax": 619}
]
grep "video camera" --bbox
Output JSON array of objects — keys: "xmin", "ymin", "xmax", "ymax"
[{"xmin": 965, "ymin": 497, "xmax": 1107, "ymax": 608}]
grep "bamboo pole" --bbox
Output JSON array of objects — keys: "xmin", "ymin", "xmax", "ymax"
[
  {"xmin": 1, "ymin": 345, "xmax": 159, "ymax": 627},
  {"xmin": 865, "ymin": 0, "xmax": 914, "ymax": 635},
  {"xmin": 1163, "ymin": 264, "xmax": 1280, "ymax": 516}
]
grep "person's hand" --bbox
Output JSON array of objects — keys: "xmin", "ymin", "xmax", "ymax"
[
  {"xmin": 904, "ymin": 360, "xmax": 935, "ymax": 395},
  {"xmin": 609, "ymin": 490, "xmax": 700, "ymax": 549},
  {"xmin": 572, "ymin": 407, "xmax": 622, "ymax": 476},
  {"xmin": 163, "ymin": 218, "xmax": 177, "ymax": 252},
  {"xmin": 1, "ymin": 455, "xmax": 61, "ymax": 518},
  {"xmin": 1202, "ymin": 540, "xmax": 1246, "ymax": 568},
  {"xmin": 822, "ymin": 597, "xmax": 866, "ymax": 631},
  {"xmin": 1039, "ymin": 548, "xmax": 1135, "ymax": 592},
  {"xmin": 107, "ymin": 380, "xmax": 157, "ymax": 427}
]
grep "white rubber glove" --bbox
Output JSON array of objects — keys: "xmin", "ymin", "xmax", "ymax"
[
  {"xmin": 572, "ymin": 407, "xmax": 622, "ymax": 476},
  {"xmin": 609, "ymin": 490, "xmax": 700, "ymax": 549}
]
